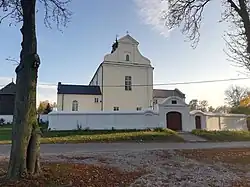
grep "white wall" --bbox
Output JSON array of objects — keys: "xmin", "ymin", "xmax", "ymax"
[
  {"xmin": 189, "ymin": 112, "xmax": 207, "ymax": 129},
  {"xmin": 0, "ymin": 115, "xmax": 49, "ymax": 124},
  {"xmin": 0, "ymin": 115, "xmax": 13, "ymax": 123},
  {"xmin": 190, "ymin": 111, "xmax": 249, "ymax": 131},
  {"xmin": 48, "ymin": 97, "xmax": 250, "ymax": 132},
  {"xmin": 158, "ymin": 96, "xmax": 194, "ymax": 131},
  {"xmin": 39, "ymin": 114, "xmax": 49, "ymax": 123},
  {"xmin": 48, "ymin": 110, "xmax": 159, "ymax": 130},
  {"xmin": 57, "ymin": 94, "xmax": 102, "ymax": 112}
]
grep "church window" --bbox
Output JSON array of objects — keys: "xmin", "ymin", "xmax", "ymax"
[
  {"xmin": 72, "ymin": 100, "xmax": 78, "ymax": 111},
  {"xmin": 171, "ymin": 100, "xmax": 177, "ymax": 104},
  {"xmin": 125, "ymin": 76, "xmax": 132, "ymax": 91},
  {"xmin": 113, "ymin": 106, "xmax": 119, "ymax": 111},
  {"xmin": 94, "ymin": 98, "xmax": 99, "ymax": 103},
  {"xmin": 125, "ymin": 54, "xmax": 130, "ymax": 61}
]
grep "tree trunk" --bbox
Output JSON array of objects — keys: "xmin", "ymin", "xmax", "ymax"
[
  {"xmin": 238, "ymin": 0, "xmax": 250, "ymax": 57},
  {"xmin": 7, "ymin": 0, "xmax": 41, "ymax": 179}
]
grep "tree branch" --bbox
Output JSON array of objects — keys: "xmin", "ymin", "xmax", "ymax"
[
  {"xmin": 0, "ymin": 0, "xmax": 72, "ymax": 29},
  {"xmin": 227, "ymin": 0, "xmax": 241, "ymax": 15},
  {"xmin": 38, "ymin": 0, "xmax": 72, "ymax": 30},
  {"xmin": 164, "ymin": 0, "xmax": 211, "ymax": 48}
]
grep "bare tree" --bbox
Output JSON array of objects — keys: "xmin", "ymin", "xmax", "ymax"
[
  {"xmin": 198, "ymin": 100, "xmax": 208, "ymax": 112},
  {"xmin": 214, "ymin": 105, "xmax": 231, "ymax": 113},
  {"xmin": 189, "ymin": 99, "xmax": 199, "ymax": 110},
  {"xmin": 0, "ymin": 0, "xmax": 71, "ymax": 179},
  {"xmin": 163, "ymin": 0, "xmax": 250, "ymax": 70},
  {"xmin": 225, "ymin": 85, "xmax": 248, "ymax": 107}
]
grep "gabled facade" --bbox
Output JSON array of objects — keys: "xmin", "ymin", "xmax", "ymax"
[
  {"xmin": 89, "ymin": 34, "xmax": 154, "ymax": 111},
  {"xmin": 153, "ymin": 88, "xmax": 186, "ymax": 109},
  {"xmin": 0, "ymin": 82, "xmax": 16, "ymax": 115}
]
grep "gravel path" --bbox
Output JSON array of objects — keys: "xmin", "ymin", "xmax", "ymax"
[
  {"xmin": 2, "ymin": 141, "xmax": 250, "ymax": 156},
  {"xmin": 1, "ymin": 143, "xmax": 250, "ymax": 186},
  {"xmin": 30, "ymin": 149, "xmax": 248, "ymax": 187}
]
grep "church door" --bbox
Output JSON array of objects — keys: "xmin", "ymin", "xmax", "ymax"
[
  {"xmin": 195, "ymin": 116, "xmax": 202, "ymax": 129},
  {"xmin": 166, "ymin": 112, "xmax": 182, "ymax": 131}
]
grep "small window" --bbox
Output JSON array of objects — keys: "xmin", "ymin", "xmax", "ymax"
[
  {"xmin": 136, "ymin": 107, "xmax": 142, "ymax": 111},
  {"xmin": 171, "ymin": 100, "xmax": 177, "ymax": 104},
  {"xmin": 72, "ymin": 100, "xmax": 78, "ymax": 111},
  {"xmin": 113, "ymin": 107, "xmax": 119, "ymax": 111},
  {"xmin": 94, "ymin": 98, "xmax": 99, "ymax": 103},
  {"xmin": 125, "ymin": 76, "xmax": 132, "ymax": 91},
  {"xmin": 125, "ymin": 54, "xmax": 130, "ymax": 61},
  {"xmin": 154, "ymin": 99, "xmax": 158, "ymax": 104}
]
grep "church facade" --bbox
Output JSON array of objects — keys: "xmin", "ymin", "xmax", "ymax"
[{"xmin": 57, "ymin": 34, "xmax": 186, "ymax": 112}]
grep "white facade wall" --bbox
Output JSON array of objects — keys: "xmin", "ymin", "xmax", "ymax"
[
  {"xmin": 102, "ymin": 63, "xmax": 153, "ymax": 111},
  {"xmin": 57, "ymin": 94, "xmax": 102, "ymax": 112},
  {"xmin": 48, "ymin": 110, "xmax": 159, "ymax": 130},
  {"xmin": 89, "ymin": 65, "xmax": 103, "ymax": 87},
  {"xmin": 104, "ymin": 35, "xmax": 151, "ymax": 66},
  {"xmin": 100, "ymin": 34, "xmax": 154, "ymax": 111}
]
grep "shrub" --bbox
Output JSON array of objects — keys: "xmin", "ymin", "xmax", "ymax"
[
  {"xmin": 153, "ymin": 127, "xmax": 176, "ymax": 134},
  {"xmin": 0, "ymin": 118, "xmax": 5, "ymax": 126},
  {"xmin": 39, "ymin": 121, "xmax": 49, "ymax": 133},
  {"xmin": 76, "ymin": 124, "xmax": 83, "ymax": 130},
  {"xmin": 84, "ymin": 127, "xmax": 90, "ymax": 131},
  {"xmin": 191, "ymin": 129, "xmax": 250, "ymax": 141},
  {"xmin": 153, "ymin": 127, "xmax": 165, "ymax": 132}
]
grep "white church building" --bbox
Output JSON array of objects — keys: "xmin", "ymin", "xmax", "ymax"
[
  {"xmin": 46, "ymin": 34, "xmax": 250, "ymax": 132},
  {"xmin": 57, "ymin": 34, "xmax": 186, "ymax": 113}
]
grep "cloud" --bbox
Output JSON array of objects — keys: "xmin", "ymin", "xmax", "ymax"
[{"xmin": 134, "ymin": 0, "xmax": 172, "ymax": 37}]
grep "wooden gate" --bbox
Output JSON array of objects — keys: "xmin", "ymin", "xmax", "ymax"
[{"xmin": 166, "ymin": 112, "xmax": 182, "ymax": 131}]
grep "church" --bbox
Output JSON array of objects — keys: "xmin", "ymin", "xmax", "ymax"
[{"xmin": 57, "ymin": 34, "xmax": 186, "ymax": 112}]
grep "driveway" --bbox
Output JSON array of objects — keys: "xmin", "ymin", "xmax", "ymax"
[{"xmin": 1, "ymin": 142, "xmax": 250, "ymax": 156}]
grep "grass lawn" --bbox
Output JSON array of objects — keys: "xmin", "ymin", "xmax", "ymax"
[
  {"xmin": 0, "ymin": 127, "xmax": 184, "ymax": 144},
  {"xmin": 192, "ymin": 129, "xmax": 250, "ymax": 142}
]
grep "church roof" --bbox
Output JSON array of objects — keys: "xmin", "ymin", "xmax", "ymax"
[
  {"xmin": 153, "ymin": 89, "xmax": 185, "ymax": 99},
  {"xmin": 57, "ymin": 82, "xmax": 102, "ymax": 95},
  {"xmin": 0, "ymin": 82, "xmax": 16, "ymax": 95}
]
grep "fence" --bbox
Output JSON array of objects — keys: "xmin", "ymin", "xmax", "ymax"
[
  {"xmin": 1, "ymin": 110, "xmax": 249, "ymax": 132},
  {"xmin": 48, "ymin": 110, "xmax": 160, "ymax": 130},
  {"xmin": 0, "ymin": 115, "xmax": 13, "ymax": 124}
]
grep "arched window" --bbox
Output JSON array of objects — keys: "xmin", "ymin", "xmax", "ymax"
[
  {"xmin": 72, "ymin": 100, "xmax": 78, "ymax": 111},
  {"xmin": 125, "ymin": 54, "xmax": 130, "ymax": 61}
]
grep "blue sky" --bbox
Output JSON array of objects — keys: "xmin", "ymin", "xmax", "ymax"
[{"xmin": 0, "ymin": 0, "xmax": 249, "ymax": 107}]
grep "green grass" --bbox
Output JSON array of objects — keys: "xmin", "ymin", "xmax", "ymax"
[
  {"xmin": 192, "ymin": 129, "xmax": 250, "ymax": 142},
  {"xmin": 0, "ymin": 127, "xmax": 184, "ymax": 144}
]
